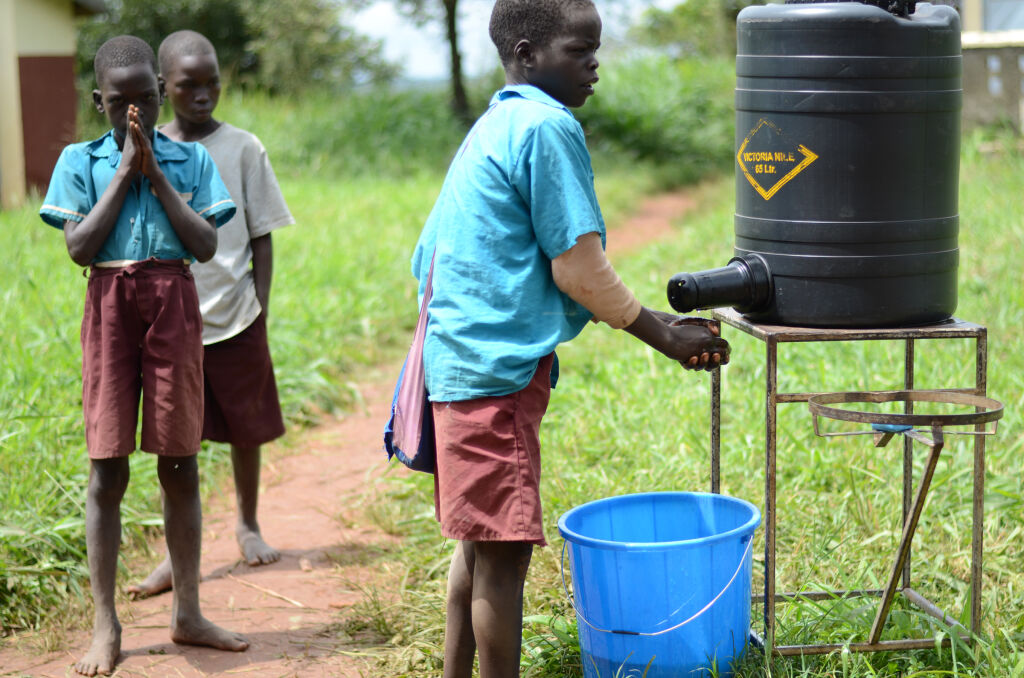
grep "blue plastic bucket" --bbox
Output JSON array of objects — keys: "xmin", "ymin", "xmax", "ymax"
[{"xmin": 558, "ymin": 492, "xmax": 761, "ymax": 678}]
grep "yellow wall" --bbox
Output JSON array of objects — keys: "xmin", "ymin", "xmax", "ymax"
[
  {"xmin": 1, "ymin": 0, "xmax": 78, "ymax": 207},
  {"xmin": 0, "ymin": 0, "xmax": 27, "ymax": 208},
  {"xmin": 962, "ymin": 0, "xmax": 984, "ymax": 32},
  {"xmin": 15, "ymin": 0, "xmax": 76, "ymax": 56}
]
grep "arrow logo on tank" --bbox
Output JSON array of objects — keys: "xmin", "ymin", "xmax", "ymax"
[{"xmin": 736, "ymin": 119, "xmax": 818, "ymax": 201}]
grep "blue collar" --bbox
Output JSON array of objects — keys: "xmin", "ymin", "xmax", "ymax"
[
  {"xmin": 492, "ymin": 84, "xmax": 570, "ymax": 113},
  {"xmin": 87, "ymin": 129, "xmax": 189, "ymax": 167}
]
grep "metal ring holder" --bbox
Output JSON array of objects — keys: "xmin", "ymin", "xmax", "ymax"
[
  {"xmin": 809, "ymin": 389, "xmax": 1003, "ymax": 435},
  {"xmin": 807, "ymin": 389, "xmax": 1004, "ymax": 646}
]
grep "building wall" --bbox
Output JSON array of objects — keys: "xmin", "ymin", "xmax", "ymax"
[
  {"xmin": 962, "ymin": 31, "xmax": 1024, "ymax": 131},
  {"xmin": 1, "ymin": 0, "xmax": 80, "ymax": 208},
  {"xmin": 15, "ymin": 0, "xmax": 78, "ymax": 197},
  {"xmin": 15, "ymin": 0, "xmax": 77, "ymax": 55},
  {"xmin": 0, "ymin": 0, "xmax": 27, "ymax": 208},
  {"xmin": 20, "ymin": 56, "xmax": 78, "ymax": 190},
  {"xmin": 962, "ymin": 0, "xmax": 984, "ymax": 31}
]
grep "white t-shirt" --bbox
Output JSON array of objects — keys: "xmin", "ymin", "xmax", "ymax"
[{"xmin": 190, "ymin": 123, "xmax": 294, "ymax": 344}]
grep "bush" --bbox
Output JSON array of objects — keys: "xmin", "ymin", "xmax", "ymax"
[
  {"xmin": 74, "ymin": 0, "xmax": 394, "ymax": 97},
  {"xmin": 208, "ymin": 57, "xmax": 735, "ymax": 184},
  {"xmin": 280, "ymin": 86, "xmax": 477, "ymax": 178},
  {"xmin": 76, "ymin": 83, "xmax": 475, "ymax": 179},
  {"xmin": 577, "ymin": 55, "xmax": 735, "ymax": 185}
]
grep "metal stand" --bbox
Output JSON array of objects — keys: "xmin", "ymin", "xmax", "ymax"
[{"xmin": 708, "ymin": 308, "xmax": 994, "ymax": 655}]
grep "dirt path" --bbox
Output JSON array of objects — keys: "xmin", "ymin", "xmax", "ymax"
[{"xmin": 0, "ymin": 191, "xmax": 695, "ymax": 678}]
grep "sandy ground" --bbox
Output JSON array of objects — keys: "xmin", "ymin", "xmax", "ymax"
[{"xmin": 0, "ymin": 191, "xmax": 695, "ymax": 678}]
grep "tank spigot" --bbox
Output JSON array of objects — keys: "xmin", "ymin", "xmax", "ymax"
[{"xmin": 667, "ymin": 253, "xmax": 773, "ymax": 314}]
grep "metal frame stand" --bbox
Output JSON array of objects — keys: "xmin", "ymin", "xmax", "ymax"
[{"xmin": 708, "ymin": 308, "xmax": 990, "ymax": 656}]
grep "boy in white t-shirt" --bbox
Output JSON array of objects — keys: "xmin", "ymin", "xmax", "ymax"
[{"xmin": 130, "ymin": 29, "xmax": 294, "ymax": 597}]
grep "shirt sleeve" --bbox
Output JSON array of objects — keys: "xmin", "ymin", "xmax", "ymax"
[
  {"xmin": 243, "ymin": 138, "xmax": 294, "ymax": 238},
  {"xmin": 190, "ymin": 143, "xmax": 236, "ymax": 227},
  {"xmin": 513, "ymin": 114, "xmax": 604, "ymax": 261},
  {"xmin": 552, "ymin": 231, "xmax": 642, "ymax": 329},
  {"xmin": 39, "ymin": 146, "xmax": 90, "ymax": 230}
]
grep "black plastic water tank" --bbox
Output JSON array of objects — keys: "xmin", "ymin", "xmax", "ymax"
[{"xmin": 733, "ymin": 1, "xmax": 961, "ymax": 327}]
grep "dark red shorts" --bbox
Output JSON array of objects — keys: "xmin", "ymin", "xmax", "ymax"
[
  {"xmin": 202, "ymin": 313, "xmax": 285, "ymax": 446},
  {"xmin": 81, "ymin": 259, "xmax": 203, "ymax": 459},
  {"xmin": 431, "ymin": 353, "xmax": 555, "ymax": 546}
]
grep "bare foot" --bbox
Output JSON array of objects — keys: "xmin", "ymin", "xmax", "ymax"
[
  {"xmin": 74, "ymin": 622, "xmax": 121, "ymax": 676},
  {"xmin": 237, "ymin": 526, "xmax": 281, "ymax": 566},
  {"xmin": 127, "ymin": 556, "xmax": 173, "ymax": 599},
  {"xmin": 171, "ymin": 615, "xmax": 249, "ymax": 651}
]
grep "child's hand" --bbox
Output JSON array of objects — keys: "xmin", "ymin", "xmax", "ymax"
[
  {"xmin": 127, "ymin": 105, "xmax": 158, "ymax": 178},
  {"xmin": 120, "ymin": 107, "xmax": 143, "ymax": 178},
  {"xmin": 665, "ymin": 320, "xmax": 730, "ymax": 371},
  {"xmin": 651, "ymin": 310, "xmax": 720, "ymax": 334},
  {"xmin": 624, "ymin": 307, "xmax": 730, "ymax": 371}
]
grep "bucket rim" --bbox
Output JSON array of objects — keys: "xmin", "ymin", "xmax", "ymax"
[{"xmin": 557, "ymin": 491, "xmax": 761, "ymax": 552}]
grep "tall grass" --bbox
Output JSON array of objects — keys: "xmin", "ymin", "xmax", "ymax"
[
  {"xmin": 0, "ymin": 71, "xmax": 670, "ymax": 633},
  {"xmin": 6, "ymin": 52, "xmax": 1020, "ymax": 678},
  {"xmin": 576, "ymin": 55, "xmax": 735, "ymax": 185},
  {"xmin": 355, "ymin": 128, "xmax": 1024, "ymax": 677},
  {"xmin": 78, "ymin": 85, "xmax": 475, "ymax": 180}
]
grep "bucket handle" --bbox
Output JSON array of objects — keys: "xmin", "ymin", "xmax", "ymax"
[{"xmin": 560, "ymin": 536, "xmax": 753, "ymax": 637}]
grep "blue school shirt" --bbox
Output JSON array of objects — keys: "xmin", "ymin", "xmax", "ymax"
[
  {"xmin": 411, "ymin": 84, "xmax": 606, "ymax": 401},
  {"xmin": 39, "ymin": 129, "xmax": 235, "ymax": 263}
]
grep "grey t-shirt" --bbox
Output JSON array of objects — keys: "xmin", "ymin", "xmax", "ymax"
[{"xmin": 190, "ymin": 123, "xmax": 294, "ymax": 344}]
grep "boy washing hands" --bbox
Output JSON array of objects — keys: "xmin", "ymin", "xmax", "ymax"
[{"xmin": 408, "ymin": 1, "xmax": 729, "ymax": 675}]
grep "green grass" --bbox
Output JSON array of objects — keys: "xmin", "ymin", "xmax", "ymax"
[
  {"xmin": 355, "ymin": 128, "xmax": 1024, "ymax": 677},
  {"xmin": 4, "ymin": 56, "xmax": 1023, "ymax": 677},
  {"xmin": 0, "ymin": 134, "xmax": 662, "ymax": 635},
  {"xmin": 576, "ymin": 55, "xmax": 735, "ymax": 186},
  {"xmin": 4, "ymin": 60, "xmax": 681, "ymax": 636},
  {"xmin": 78, "ymin": 85, "xmax": 475, "ymax": 181}
]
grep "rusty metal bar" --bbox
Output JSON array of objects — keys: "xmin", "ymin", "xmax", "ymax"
[
  {"xmin": 807, "ymin": 390, "xmax": 1003, "ymax": 428},
  {"xmin": 904, "ymin": 428, "xmax": 938, "ymax": 447},
  {"xmin": 972, "ymin": 329, "xmax": 988, "ymax": 636},
  {"xmin": 869, "ymin": 426, "xmax": 945, "ymax": 643},
  {"xmin": 774, "ymin": 637, "xmax": 953, "ymax": 656},
  {"xmin": 780, "ymin": 387, "xmax": 977, "ymax": 404},
  {"xmin": 874, "ymin": 430, "xmax": 897, "ymax": 447},
  {"xmin": 764, "ymin": 337, "xmax": 778, "ymax": 651},
  {"xmin": 902, "ymin": 587, "xmax": 966, "ymax": 631},
  {"xmin": 709, "ymin": 310, "xmax": 992, "ymax": 655},
  {"xmin": 767, "ymin": 588, "xmax": 884, "ymax": 602},
  {"xmin": 903, "ymin": 339, "xmax": 915, "ymax": 589},
  {"xmin": 776, "ymin": 391, "xmax": 833, "ymax": 403},
  {"xmin": 711, "ymin": 367, "xmax": 721, "ymax": 494},
  {"xmin": 713, "ymin": 308, "xmax": 985, "ymax": 343}
]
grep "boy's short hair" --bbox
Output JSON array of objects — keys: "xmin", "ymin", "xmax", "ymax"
[
  {"xmin": 158, "ymin": 30, "xmax": 218, "ymax": 75},
  {"xmin": 489, "ymin": 0, "xmax": 595, "ymax": 66},
  {"xmin": 94, "ymin": 35, "xmax": 158, "ymax": 88}
]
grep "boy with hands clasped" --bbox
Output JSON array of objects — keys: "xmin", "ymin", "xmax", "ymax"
[
  {"xmin": 128, "ymin": 29, "xmax": 294, "ymax": 599},
  {"xmin": 411, "ymin": 1, "xmax": 729, "ymax": 676},
  {"xmin": 39, "ymin": 35, "xmax": 247, "ymax": 676}
]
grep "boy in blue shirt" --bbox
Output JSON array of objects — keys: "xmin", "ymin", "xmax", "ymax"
[
  {"xmin": 127, "ymin": 29, "xmax": 294, "ymax": 600},
  {"xmin": 39, "ymin": 35, "xmax": 247, "ymax": 676},
  {"xmin": 411, "ymin": 1, "xmax": 730, "ymax": 675}
]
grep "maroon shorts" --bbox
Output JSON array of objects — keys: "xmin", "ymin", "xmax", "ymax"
[
  {"xmin": 81, "ymin": 259, "xmax": 203, "ymax": 459},
  {"xmin": 202, "ymin": 313, "xmax": 285, "ymax": 446},
  {"xmin": 431, "ymin": 353, "xmax": 555, "ymax": 546}
]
